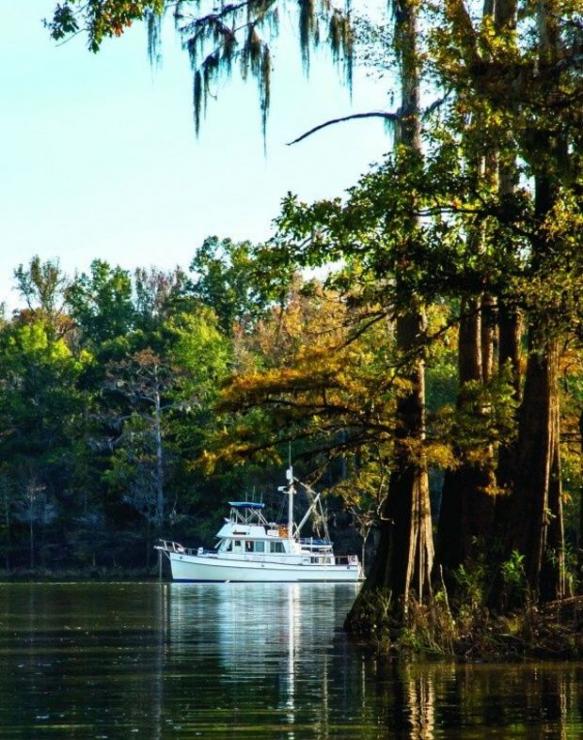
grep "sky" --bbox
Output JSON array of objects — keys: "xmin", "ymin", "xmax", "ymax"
[{"xmin": 0, "ymin": 2, "xmax": 391, "ymax": 309}]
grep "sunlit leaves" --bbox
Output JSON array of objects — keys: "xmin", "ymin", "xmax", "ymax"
[
  {"xmin": 189, "ymin": 236, "xmax": 292, "ymax": 335},
  {"xmin": 47, "ymin": 1, "xmax": 166, "ymax": 52},
  {"xmin": 202, "ymin": 280, "xmax": 401, "ymax": 469}
]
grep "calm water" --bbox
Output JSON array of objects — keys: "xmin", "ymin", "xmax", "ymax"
[{"xmin": 0, "ymin": 583, "xmax": 582, "ymax": 738}]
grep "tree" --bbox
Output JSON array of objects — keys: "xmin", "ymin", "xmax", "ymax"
[
  {"xmin": 436, "ymin": 0, "xmax": 513, "ymax": 581},
  {"xmin": 14, "ymin": 256, "xmax": 68, "ymax": 327},
  {"xmin": 504, "ymin": 0, "xmax": 568, "ymax": 602},
  {"xmin": 66, "ymin": 260, "xmax": 135, "ymax": 346},
  {"xmin": 357, "ymin": 0, "xmax": 434, "ymax": 616},
  {"xmin": 333, "ymin": 453, "xmax": 390, "ymax": 575},
  {"xmin": 104, "ymin": 349, "xmax": 172, "ymax": 530},
  {"xmin": 433, "ymin": 0, "xmax": 582, "ymax": 602},
  {"xmin": 0, "ymin": 315, "xmax": 89, "ymax": 568},
  {"xmin": 101, "ymin": 304, "xmax": 231, "ymax": 553},
  {"xmin": 15, "ymin": 477, "xmax": 50, "ymax": 570},
  {"xmin": 189, "ymin": 237, "xmax": 288, "ymax": 335},
  {"xmin": 134, "ymin": 266, "xmax": 189, "ymax": 333}
]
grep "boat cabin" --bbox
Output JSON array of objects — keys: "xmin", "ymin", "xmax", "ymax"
[{"xmin": 214, "ymin": 501, "xmax": 334, "ymax": 564}]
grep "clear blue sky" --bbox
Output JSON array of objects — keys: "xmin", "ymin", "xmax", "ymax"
[{"xmin": 1, "ymin": 2, "xmax": 390, "ymax": 309}]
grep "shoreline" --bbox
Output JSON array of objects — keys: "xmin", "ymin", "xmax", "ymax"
[
  {"xmin": 348, "ymin": 595, "xmax": 583, "ymax": 661},
  {"xmin": 0, "ymin": 567, "xmax": 158, "ymax": 583}
]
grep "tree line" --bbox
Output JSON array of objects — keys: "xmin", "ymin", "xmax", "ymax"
[{"xmin": 0, "ymin": 247, "xmax": 263, "ymax": 571}]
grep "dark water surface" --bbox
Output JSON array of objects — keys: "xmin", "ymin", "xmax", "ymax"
[{"xmin": 0, "ymin": 583, "xmax": 582, "ymax": 738}]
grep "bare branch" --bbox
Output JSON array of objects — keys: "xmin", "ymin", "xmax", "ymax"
[
  {"xmin": 287, "ymin": 111, "xmax": 400, "ymax": 146},
  {"xmin": 287, "ymin": 90, "xmax": 455, "ymax": 146}
]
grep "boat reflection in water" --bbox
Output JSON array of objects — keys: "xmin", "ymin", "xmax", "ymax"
[
  {"xmin": 166, "ymin": 582, "xmax": 360, "ymax": 735},
  {"xmin": 167, "ymin": 582, "xmax": 437, "ymax": 736}
]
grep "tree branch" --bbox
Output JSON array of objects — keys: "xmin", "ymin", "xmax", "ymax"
[
  {"xmin": 287, "ymin": 91, "xmax": 455, "ymax": 146},
  {"xmin": 287, "ymin": 111, "xmax": 400, "ymax": 146},
  {"xmin": 422, "ymin": 88, "xmax": 453, "ymax": 119}
]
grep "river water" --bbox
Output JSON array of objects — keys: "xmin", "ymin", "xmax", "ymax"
[{"xmin": 0, "ymin": 582, "xmax": 581, "ymax": 737}]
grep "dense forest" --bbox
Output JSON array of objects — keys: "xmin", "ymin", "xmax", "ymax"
[
  {"xmin": 4, "ymin": 0, "xmax": 581, "ymax": 649},
  {"xmin": 0, "ymin": 246, "xmax": 301, "ymax": 572}
]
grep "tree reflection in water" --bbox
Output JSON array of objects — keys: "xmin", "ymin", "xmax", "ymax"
[
  {"xmin": 0, "ymin": 583, "xmax": 581, "ymax": 737},
  {"xmin": 167, "ymin": 583, "xmax": 583, "ymax": 737}
]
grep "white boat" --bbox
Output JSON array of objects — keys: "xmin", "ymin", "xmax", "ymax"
[{"xmin": 155, "ymin": 467, "xmax": 362, "ymax": 582}]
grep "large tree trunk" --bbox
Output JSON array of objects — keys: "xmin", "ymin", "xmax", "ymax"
[
  {"xmin": 437, "ymin": 298, "xmax": 480, "ymax": 572},
  {"xmin": 493, "ymin": 298, "xmax": 522, "ymax": 545},
  {"xmin": 508, "ymin": 328, "xmax": 564, "ymax": 600},
  {"xmin": 437, "ymin": 297, "xmax": 495, "ymax": 576},
  {"xmin": 504, "ymin": 55, "xmax": 566, "ymax": 603},
  {"xmin": 366, "ymin": 311, "xmax": 433, "ymax": 604},
  {"xmin": 492, "ymin": 111, "xmax": 523, "ymax": 547},
  {"xmin": 434, "ymin": 0, "xmax": 509, "ymax": 581},
  {"xmin": 346, "ymin": 0, "xmax": 433, "ymax": 630},
  {"xmin": 505, "ymin": 0, "xmax": 566, "ymax": 599},
  {"xmin": 492, "ymin": 163, "xmax": 523, "ymax": 557}
]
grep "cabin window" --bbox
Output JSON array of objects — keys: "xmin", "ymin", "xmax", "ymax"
[
  {"xmin": 270, "ymin": 542, "xmax": 284, "ymax": 554},
  {"xmin": 245, "ymin": 541, "xmax": 253, "ymax": 553},
  {"xmin": 254, "ymin": 541, "xmax": 265, "ymax": 553}
]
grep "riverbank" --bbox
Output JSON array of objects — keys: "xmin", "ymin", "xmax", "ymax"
[{"xmin": 352, "ymin": 595, "xmax": 583, "ymax": 661}]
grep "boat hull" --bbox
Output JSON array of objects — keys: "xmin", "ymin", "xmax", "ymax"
[{"xmin": 168, "ymin": 552, "xmax": 361, "ymax": 582}]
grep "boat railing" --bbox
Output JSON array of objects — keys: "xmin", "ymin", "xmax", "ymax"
[
  {"xmin": 155, "ymin": 540, "xmax": 197, "ymax": 556},
  {"xmin": 156, "ymin": 540, "xmax": 220, "ymax": 557}
]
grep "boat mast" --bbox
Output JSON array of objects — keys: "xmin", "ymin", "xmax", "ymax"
[
  {"xmin": 286, "ymin": 444, "xmax": 294, "ymax": 540},
  {"xmin": 286, "ymin": 465, "xmax": 294, "ymax": 540}
]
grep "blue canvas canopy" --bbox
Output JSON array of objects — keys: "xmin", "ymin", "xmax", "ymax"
[{"xmin": 228, "ymin": 501, "xmax": 265, "ymax": 509}]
